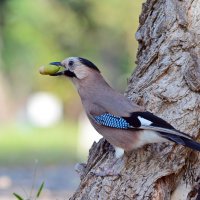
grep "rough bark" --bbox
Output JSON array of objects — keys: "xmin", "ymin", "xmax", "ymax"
[{"xmin": 70, "ymin": 0, "xmax": 200, "ymax": 199}]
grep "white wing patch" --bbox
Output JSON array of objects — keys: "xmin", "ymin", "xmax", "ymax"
[{"xmin": 138, "ymin": 116, "xmax": 152, "ymax": 126}]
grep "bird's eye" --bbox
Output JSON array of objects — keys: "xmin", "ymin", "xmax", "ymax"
[{"xmin": 68, "ymin": 60, "xmax": 74, "ymax": 66}]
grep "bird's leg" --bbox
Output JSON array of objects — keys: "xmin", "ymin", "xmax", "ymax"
[{"xmin": 92, "ymin": 147, "xmax": 124, "ymax": 177}]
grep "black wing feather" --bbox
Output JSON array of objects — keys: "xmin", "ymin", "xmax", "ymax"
[
  {"xmin": 123, "ymin": 111, "xmax": 192, "ymax": 139},
  {"xmin": 124, "ymin": 111, "xmax": 174, "ymax": 129},
  {"xmin": 123, "ymin": 111, "xmax": 200, "ymax": 151},
  {"xmin": 160, "ymin": 132, "xmax": 200, "ymax": 151}
]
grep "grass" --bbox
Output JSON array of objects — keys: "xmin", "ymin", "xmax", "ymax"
[
  {"xmin": 13, "ymin": 181, "xmax": 45, "ymax": 200},
  {"xmin": 0, "ymin": 121, "xmax": 78, "ymax": 166}
]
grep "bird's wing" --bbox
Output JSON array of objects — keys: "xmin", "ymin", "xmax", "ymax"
[
  {"xmin": 123, "ymin": 111, "xmax": 192, "ymax": 139},
  {"xmin": 91, "ymin": 111, "xmax": 200, "ymax": 151},
  {"xmin": 91, "ymin": 111, "xmax": 192, "ymax": 139}
]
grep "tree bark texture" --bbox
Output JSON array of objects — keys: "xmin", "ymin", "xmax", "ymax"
[{"xmin": 70, "ymin": 0, "xmax": 200, "ymax": 199}]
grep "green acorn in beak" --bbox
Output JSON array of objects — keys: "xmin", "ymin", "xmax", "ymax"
[
  {"xmin": 39, "ymin": 62, "xmax": 65, "ymax": 75},
  {"xmin": 39, "ymin": 65, "xmax": 61, "ymax": 75}
]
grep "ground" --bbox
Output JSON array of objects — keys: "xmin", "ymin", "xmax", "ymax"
[{"xmin": 0, "ymin": 165, "xmax": 79, "ymax": 200}]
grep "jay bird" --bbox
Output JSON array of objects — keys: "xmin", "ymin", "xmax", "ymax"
[{"xmin": 48, "ymin": 57, "xmax": 200, "ymax": 176}]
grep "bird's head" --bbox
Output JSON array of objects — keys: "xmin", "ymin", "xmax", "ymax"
[{"xmin": 50, "ymin": 57, "xmax": 100, "ymax": 80}]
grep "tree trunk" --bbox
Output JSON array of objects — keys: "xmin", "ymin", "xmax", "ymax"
[{"xmin": 70, "ymin": 0, "xmax": 200, "ymax": 199}]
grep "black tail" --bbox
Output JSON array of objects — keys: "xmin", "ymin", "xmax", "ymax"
[
  {"xmin": 180, "ymin": 137, "xmax": 200, "ymax": 152},
  {"xmin": 160, "ymin": 132, "xmax": 200, "ymax": 152}
]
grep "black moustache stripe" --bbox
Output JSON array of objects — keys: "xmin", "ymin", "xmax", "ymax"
[{"xmin": 64, "ymin": 70, "xmax": 77, "ymax": 78}]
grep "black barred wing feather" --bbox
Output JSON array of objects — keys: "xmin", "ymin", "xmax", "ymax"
[{"xmin": 93, "ymin": 113, "xmax": 131, "ymax": 129}]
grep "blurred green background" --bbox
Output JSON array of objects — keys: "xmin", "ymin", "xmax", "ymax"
[{"xmin": 0, "ymin": 0, "xmax": 143, "ymax": 198}]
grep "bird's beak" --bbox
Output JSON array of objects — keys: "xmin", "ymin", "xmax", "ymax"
[
  {"xmin": 49, "ymin": 61, "xmax": 76, "ymax": 78},
  {"xmin": 49, "ymin": 61, "xmax": 65, "ymax": 76},
  {"xmin": 50, "ymin": 62, "xmax": 63, "ymax": 66}
]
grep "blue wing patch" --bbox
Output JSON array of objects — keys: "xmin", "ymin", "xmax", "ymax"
[{"xmin": 93, "ymin": 113, "xmax": 131, "ymax": 129}]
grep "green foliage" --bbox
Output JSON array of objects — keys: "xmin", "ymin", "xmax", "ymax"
[
  {"xmin": 13, "ymin": 193, "xmax": 24, "ymax": 200},
  {"xmin": 1, "ymin": 0, "xmax": 143, "ymax": 98},
  {"xmin": 36, "ymin": 182, "xmax": 44, "ymax": 198},
  {"xmin": 0, "ymin": 0, "xmax": 143, "ymax": 167},
  {"xmin": 13, "ymin": 181, "xmax": 45, "ymax": 200}
]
